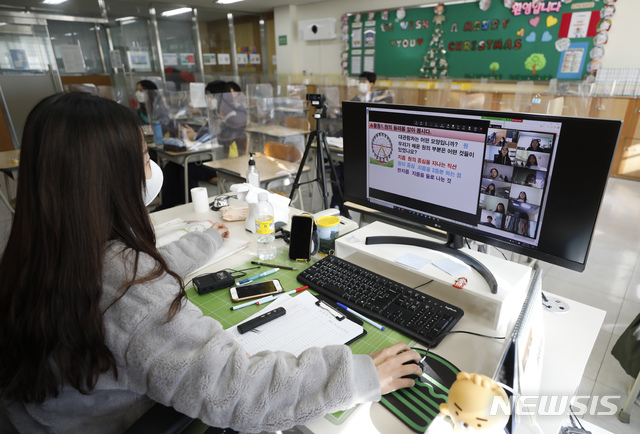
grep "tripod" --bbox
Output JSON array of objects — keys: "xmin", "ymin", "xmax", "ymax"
[{"xmin": 289, "ymin": 109, "xmax": 344, "ymax": 212}]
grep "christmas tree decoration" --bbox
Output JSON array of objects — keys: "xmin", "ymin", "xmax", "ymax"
[{"xmin": 420, "ymin": 4, "xmax": 448, "ymax": 78}]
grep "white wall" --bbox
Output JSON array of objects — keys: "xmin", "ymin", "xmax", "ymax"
[
  {"xmin": 601, "ymin": 0, "xmax": 640, "ymax": 69},
  {"xmin": 274, "ymin": 0, "xmax": 639, "ymax": 76}
]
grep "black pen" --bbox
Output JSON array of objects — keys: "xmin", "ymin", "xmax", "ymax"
[{"xmin": 251, "ymin": 261, "xmax": 298, "ymax": 271}]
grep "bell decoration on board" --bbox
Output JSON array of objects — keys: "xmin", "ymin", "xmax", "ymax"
[{"xmin": 479, "ymin": 0, "xmax": 491, "ymax": 11}]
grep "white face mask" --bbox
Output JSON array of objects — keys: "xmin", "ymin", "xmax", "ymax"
[
  {"xmin": 135, "ymin": 91, "xmax": 146, "ymax": 104},
  {"xmin": 143, "ymin": 160, "xmax": 163, "ymax": 206},
  {"xmin": 358, "ymin": 82, "xmax": 370, "ymax": 94},
  {"xmin": 207, "ymin": 97, "xmax": 218, "ymax": 112}
]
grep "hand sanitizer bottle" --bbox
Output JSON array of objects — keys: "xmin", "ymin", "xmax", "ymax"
[{"xmin": 246, "ymin": 153, "xmax": 260, "ymax": 188}]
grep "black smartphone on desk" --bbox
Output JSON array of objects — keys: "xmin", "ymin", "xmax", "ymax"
[{"xmin": 289, "ymin": 215, "xmax": 314, "ymax": 262}]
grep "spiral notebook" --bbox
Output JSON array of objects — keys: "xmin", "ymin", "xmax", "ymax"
[{"xmin": 229, "ymin": 291, "xmax": 366, "ymax": 357}]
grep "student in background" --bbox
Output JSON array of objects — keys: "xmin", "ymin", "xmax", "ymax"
[
  {"xmin": 493, "ymin": 146, "xmax": 511, "ymax": 165},
  {"xmin": 227, "ymin": 80, "xmax": 247, "ymax": 109},
  {"xmin": 525, "ymin": 154, "xmax": 540, "ymax": 169},
  {"xmin": 352, "ymin": 71, "xmax": 393, "ymax": 103},
  {"xmin": 159, "ymin": 81, "xmax": 248, "ymax": 209},
  {"xmin": 207, "ymin": 80, "xmax": 248, "ymax": 158},
  {"xmin": 485, "ymin": 183, "xmax": 496, "ymax": 196},
  {"xmin": 516, "ymin": 191, "xmax": 528, "ymax": 203},
  {"xmin": 0, "ymin": 92, "xmax": 421, "ymax": 433},
  {"xmin": 527, "ymin": 139, "xmax": 542, "ymax": 152},
  {"xmin": 484, "ymin": 215, "xmax": 496, "ymax": 228},
  {"xmin": 135, "ymin": 80, "xmax": 159, "ymax": 125}
]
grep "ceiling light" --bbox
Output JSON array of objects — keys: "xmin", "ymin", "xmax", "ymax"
[
  {"xmin": 115, "ymin": 16, "xmax": 136, "ymax": 22},
  {"xmin": 161, "ymin": 7, "xmax": 192, "ymax": 17},
  {"xmin": 216, "ymin": 0, "xmax": 245, "ymax": 4},
  {"xmin": 43, "ymin": 0, "xmax": 68, "ymax": 4}
]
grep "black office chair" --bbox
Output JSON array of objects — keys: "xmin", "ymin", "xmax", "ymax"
[
  {"xmin": 125, "ymin": 403, "xmax": 192, "ymax": 434},
  {"xmin": 125, "ymin": 402, "xmax": 239, "ymax": 434}
]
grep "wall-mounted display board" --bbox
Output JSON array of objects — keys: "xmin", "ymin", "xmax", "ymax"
[{"xmin": 341, "ymin": 1, "xmax": 616, "ymax": 81}]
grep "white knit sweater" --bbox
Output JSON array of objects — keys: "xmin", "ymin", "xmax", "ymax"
[{"xmin": 2, "ymin": 229, "xmax": 380, "ymax": 433}]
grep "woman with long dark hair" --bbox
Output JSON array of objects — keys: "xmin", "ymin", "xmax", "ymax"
[{"xmin": 0, "ymin": 93, "xmax": 419, "ymax": 433}]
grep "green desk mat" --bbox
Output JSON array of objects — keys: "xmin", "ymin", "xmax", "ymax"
[
  {"xmin": 184, "ymin": 246, "xmax": 445, "ymax": 433},
  {"xmin": 380, "ymin": 349, "xmax": 460, "ymax": 433}
]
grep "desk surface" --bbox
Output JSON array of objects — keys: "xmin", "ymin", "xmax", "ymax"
[
  {"xmin": 150, "ymin": 201, "xmax": 604, "ymax": 434},
  {"xmin": 245, "ymin": 123, "xmax": 310, "ymax": 138},
  {"xmin": 0, "ymin": 149, "xmax": 20, "ymax": 173},
  {"xmin": 204, "ymin": 153, "xmax": 307, "ymax": 183}
]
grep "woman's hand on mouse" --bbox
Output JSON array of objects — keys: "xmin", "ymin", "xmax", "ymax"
[{"xmin": 368, "ymin": 342, "xmax": 422, "ymax": 394}]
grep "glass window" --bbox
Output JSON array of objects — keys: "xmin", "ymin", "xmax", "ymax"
[
  {"xmin": 48, "ymin": 20, "xmax": 105, "ymax": 75},
  {"xmin": 158, "ymin": 17, "xmax": 197, "ymax": 90},
  {"xmin": 0, "ymin": 22, "xmax": 54, "ymax": 74}
]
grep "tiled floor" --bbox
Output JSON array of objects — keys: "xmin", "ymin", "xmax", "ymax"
[
  {"xmin": 1, "ymin": 177, "xmax": 639, "ymax": 433},
  {"xmin": 535, "ymin": 177, "xmax": 640, "ymax": 433}
]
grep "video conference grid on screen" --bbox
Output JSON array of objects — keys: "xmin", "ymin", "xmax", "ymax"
[{"xmin": 365, "ymin": 107, "xmax": 561, "ymax": 250}]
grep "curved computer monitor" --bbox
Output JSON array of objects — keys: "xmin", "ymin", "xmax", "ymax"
[{"xmin": 342, "ymin": 101, "xmax": 622, "ymax": 272}]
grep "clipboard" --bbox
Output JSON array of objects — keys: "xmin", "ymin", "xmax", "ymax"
[
  {"xmin": 230, "ymin": 291, "xmax": 366, "ymax": 356},
  {"xmin": 314, "ymin": 294, "xmax": 367, "ymax": 345}
]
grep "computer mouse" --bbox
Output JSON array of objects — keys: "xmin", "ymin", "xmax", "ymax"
[{"xmin": 402, "ymin": 360, "xmax": 425, "ymax": 381}]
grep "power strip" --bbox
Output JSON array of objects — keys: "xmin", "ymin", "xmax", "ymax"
[{"xmin": 542, "ymin": 296, "xmax": 571, "ymax": 313}]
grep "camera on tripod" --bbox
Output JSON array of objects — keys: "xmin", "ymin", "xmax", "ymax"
[{"xmin": 306, "ymin": 93, "xmax": 328, "ymax": 118}]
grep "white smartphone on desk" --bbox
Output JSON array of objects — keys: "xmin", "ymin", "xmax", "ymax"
[{"xmin": 230, "ymin": 279, "xmax": 284, "ymax": 302}]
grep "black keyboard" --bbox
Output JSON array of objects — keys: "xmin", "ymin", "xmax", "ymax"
[{"xmin": 297, "ymin": 255, "xmax": 464, "ymax": 348}]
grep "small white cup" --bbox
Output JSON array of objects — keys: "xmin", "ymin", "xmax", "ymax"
[{"xmin": 191, "ymin": 187, "xmax": 209, "ymax": 213}]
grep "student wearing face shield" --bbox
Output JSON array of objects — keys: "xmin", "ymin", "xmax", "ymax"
[{"xmin": 158, "ymin": 81, "xmax": 248, "ymax": 210}]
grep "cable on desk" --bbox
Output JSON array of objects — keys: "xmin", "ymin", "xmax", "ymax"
[
  {"xmin": 413, "ymin": 280, "xmax": 434, "ymax": 290},
  {"xmin": 275, "ymin": 227, "xmax": 291, "ymax": 244},
  {"xmin": 417, "ymin": 330, "xmax": 506, "ymax": 366},
  {"xmin": 225, "ymin": 266, "xmax": 260, "ymax": 279}
]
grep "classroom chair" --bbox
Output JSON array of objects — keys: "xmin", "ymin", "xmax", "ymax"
[
  {"xmin": 284, "ymin": 116, "xmax": 310, "ymax": 131},
  {"xmin": 262, "ymin": 141, "xmax": 305, "ymax": 210}
]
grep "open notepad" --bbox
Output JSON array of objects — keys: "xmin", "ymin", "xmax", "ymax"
[
  {"xmin": 229, "ymin": 291, "xmax": 365, "ymax": 357},
  {"xmin": 154, "ymin": 218, "xmax": 250, "ymax": 274}
]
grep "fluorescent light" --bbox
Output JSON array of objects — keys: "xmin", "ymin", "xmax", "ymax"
[
  {"xmin": 43, "ymin": 0, "xmax": 68, "ymax": 4},
  {"xmin": 115, "ymin": 16, "xmax": 136, "ymax": 22},
  {"xmin": 161, "ymin": 7, "xmax": 192, "ymax": 17},
  {"xmin": 216, "ymin": 0, "xmax": 245, "ymax": 4}
]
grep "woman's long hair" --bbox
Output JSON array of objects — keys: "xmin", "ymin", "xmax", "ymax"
[{"xmin": 0, "ymin": 92, "xmax": 184, "ymax": 404}]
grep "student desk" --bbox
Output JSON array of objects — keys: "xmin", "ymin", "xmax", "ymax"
[
  {"xmin": 148, "ymin": 141, "xmax": 227, "ymax": 204},
  {"xmin": 0, "ymin": 149, "xmax": 19, "ymax": 213},
  {"xmin": 150, "ymin": 200, "xmax": 604, "ymax": 434},
  {"xmin": 245, "ymin": 123, "xmax": 310, "ymax": 154},
  {"xmin": 203, "ymin": 152, "xmax": 309, "ymax": 194},
  {"xmin": 244, "ymin": 123, "xmax": 310, "ymax": 139}
]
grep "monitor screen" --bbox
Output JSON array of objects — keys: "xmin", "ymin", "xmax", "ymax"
[{"xmin": 342, "ymin": 101, "xmax": 622, "ymax": 272}]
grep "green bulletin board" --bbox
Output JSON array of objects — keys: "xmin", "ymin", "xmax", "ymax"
[{"xmin": 342, "ymin": 1, "xmax": 612, "ymax": 81}]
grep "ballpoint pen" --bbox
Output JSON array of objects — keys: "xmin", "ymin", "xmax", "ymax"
[
  {"xmin": 255, "ymin": 286, "xmax": 308, "ymax": 305},
  {"xmin": 237, "ymin": 267, "xmax": 279, "ymax": 285},
  {"xmin": 230, "ymin": 298, "xmax": 261, "ymax": 311},
  {"xmin": 336, "ymin": 302, "xmax": 385, "ymax": 331},
  {"xmin": 251, "ymin": 261, "xmax": 298, "ymax": 271}
]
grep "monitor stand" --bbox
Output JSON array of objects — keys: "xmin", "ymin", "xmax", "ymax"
[{"xmin": 365, "ymin": 234, "xmax": 499, "ymax": 294}]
